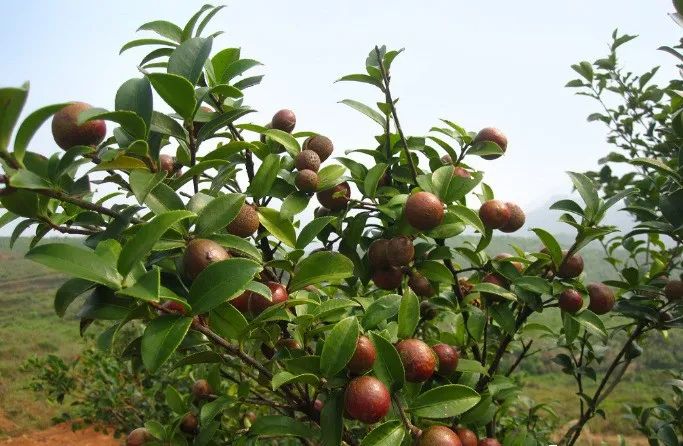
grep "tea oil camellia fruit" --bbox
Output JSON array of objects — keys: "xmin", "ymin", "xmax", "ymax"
[
  {"xmin": 192, "ymin": 379, "xmax": 213, "ymax": 400},
  {"xmin": 372, "ymin": 267, "xmax": 403, "ymax": 290},
  {"xmin": 478, "ymin": 438, "xmax": 502, "ymax": 446},
  {"xmin": 126, "ymin": 428, "xmax": 151, "ymax": 446},
  {"xmin": 271, "ymin": 109, "xmax": 296, "ymax": 132},
  {"xmin": 227, "ymin": 203, "xmax": 260, "ymax": 238},
  {"xmin": 230, "ymin": 291, "xmax": 252, "ymax": 314},
  {"xmin": 316, "ymin": 182, "xmax": 351, "ymax": 211},
  {"xmin": 396, "ymin": 339, "xmax": 437, "ymax": 382},
  {"xmin": 295, "ymin": 150, "xmax": 321, "ymax": 172},
  {"xmin": 368, "ymin": 239, "xmax": 391, "ymax": 269},
  {"xmin": 182, "ymin": 239, "xmax": 230, "ymax": 281},
  {"xmin": 180, "ymin": 412, "xmax": 199, "ymax": 434},
  {"xmin": 303, "ymin": 134, "xmax": 334, "ymax": 161},
  {"xmin": 499, "ymin": 202, "xmax": 525, "ymax": 233},
  {"xmin": 453, "ymin": 166, "xmax": 472, "ymax": 179},
  {"xmin": 433, "ymin": 343, "xmax": 459, "ymax": 376},
  {"xmin": 408, "ymin": 270, "xmax": 435, "ymax": 297},
  {"xmin": 473, "ymin": 127, "xmax": 507, "ymax": 160},
  {"xmin": 248, "ymin": 281, "xmax": 289, "ymax": 315},
  {"xmin": 343, "ymin": 376, "xmax": 391, "ymax": 424},
  {"xmin": 348, "ymin": 335, "xmax": 377, "ymax": 375},
  {"xmin": 51, "ymin": 102, "xmax": 106, "ymax": 150},
  {"xmin": 587, "ymin": 283, "xmax": 615, "ymax": 315},
  {"xmin": 664, "ymin": 280, "xmax": 683, "ymax": 300},
  {"xmin": 295, "ymin": 170, "xmax": 319, "ymax": 192},
  {"xmin": 387, "ymin": 236, "xmax": 415, "ymax": 267},
  {"xmin": 455, "ymin": 428, "xmax": 478, "ymax": 446},
  {"xmin": 479, "ymin": 200, "xmax": 511, "ymax": 230},
  {"xmin": 557, "ymin": 251, "xmax": 584, "ymax": 279},
  {"xmin": 558, "ymin": 289, "xmax": 583, "ymax": 314},
  {"xmin": 405, "ymin": 191, "xmax": 445, "ymax": 231},
  {"xmin": 159, "ymin": 154, "xmax": 177, "ymax": 176},
  {"xmin": 419, "ymin": 425, "xmax": 463, "ymax": 446}
]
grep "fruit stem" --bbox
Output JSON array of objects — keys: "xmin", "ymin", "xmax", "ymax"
[
  {"xmin": 392, "ymin": 394, "xmax": 422, "ymax": 437},
  {"xmin": 33, "ymin": 187, "xmax": 142, "ymax": 224},
  {"xmin": 375, "ymin": 46, "xmax": 419, "ymax": 185}
]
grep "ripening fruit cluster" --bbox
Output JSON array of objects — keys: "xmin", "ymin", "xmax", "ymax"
[{"xmin": 478, "ymin": 199, "xmax": 525, "ymax": 233}]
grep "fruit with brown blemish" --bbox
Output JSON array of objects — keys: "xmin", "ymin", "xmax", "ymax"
[
  {"xmin": 433, "ymin": 343, "xmax": 459, "ymax": 376},
  {"xmin": 372, "ymin": 267, "xmax": 404, "ymax": 290},
  {"xmin": 227, "ymin": 203, "xmax": 260, "ymax": 237},
  {"xmin": 295, "ymin": 169, "xmax": 319, "ymax": 192},
  {"xmin": 558, "ymin": 289, "xmax": 583, "ymax": 314},
  {"xmin": 182, "ymin": 239, "xmax": 230, "ymax": 281},
  {"xmin": 271, "ymin": 109, "xmax": 296, "ymax": 133},
  {"xmin": 303, "ymin": 135, "xmax": 334, "ymax": 161},
  {"xmin": 387, "ymin": 236, "xmax": 415, "ymax": 267},
  {"xmin": 295, "ymin": 150, "xmax": 321, "ymax": 172},
  {"xmin": 316, "ymin": 182, "xmax": 351, "ymax": 211},
  {"xmin": 500, "ymin": 202, "xmax": 525, "ymax": 233},
  {"xmin": 419, "ymin": 425, "xmax": 463, "ymax": 446}
]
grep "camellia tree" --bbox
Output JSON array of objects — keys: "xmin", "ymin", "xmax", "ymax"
[{"xmin": 0, "ymin": 5, "xmax": 681, "ymax": 446}]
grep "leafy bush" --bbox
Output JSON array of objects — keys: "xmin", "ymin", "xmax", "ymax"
[{"xmin": 0, "ymin": 4, "xmax": 681, "ymax": 446}]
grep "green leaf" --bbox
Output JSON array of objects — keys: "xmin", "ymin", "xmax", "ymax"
[
  {"xmin": 340, "ymin": 99, "xmax": 386, "ymax": 127},
  {"xmin": 457, "ymin": 358, "xmax": 489, "ymax": 374},
  {"xmin": 320, "ymin": 391, "xmax": 343, "ymax": 446},
  {"xmin": 471, "ymin": 283, "xmax": 517, "ymax": 301},
  {"xmin": 363, "ymin": 294, "xmax": 401, "ymax": 329},
  {"xmin": 115, "ymin": 78, "xmax": 153, "ymax": 130},
  {"xmin": 410, "ymin": 384, "xmax": 481, "ymax": 418},
  {"xmin": 91, "ymin": 156, "xmax": 148, "ymax": 172},
  {"xmin": 397, "ymin": 289, "xmax": 419, "ymax": 338},
  {"xmin": 0, "ymin": 84, "xmax": 29, "ymax": 153},
  {"xmin": 195, "ymin": 193, "xmax": 245, "ymax": 235},
  {"xmin": 8, "ymin": 169, "xmax": 51, "ymax": 189},
  {"xmin": 195, "ymin": 5, "xmax": 226, "ymax": 37},
  {"xmin": 288, "ymin": 251, "xmax": 354, "ymax": 291},
  {"xmin": 168, "ymin": 37, "xmax": 213, "ymax": 85},
  {"xmin": 417, "ymin": 260, "xmax": 454, "ymax": 284},
  {"xmin": 249, "ymin": 415, "xmax": 317, "ymax": 439},
  {"xmin": 150, "ymin": 111, "xmax": 186, "ymax": 140},
  {"xmin": 258, "ymin": 207, "xmax": 296, "ymax": 249},
  {"xmin": 450, "ymin": 204, "xmax": 485, "ymax": 233},
  {"xmin": 196, "ymin": 107, "xmax": 255, "ymax": 141},
  {"xmin": 320, "ymin": 316, "xmax": 359, "ymax": 378},
  {"xmin": 431, "ymin": 165, "xmax": 454, "ymax": 201},
  {"xmin": 265, "ymin": 129, "xmax": 300, "ymax": 156},
  {"xmin": 118, "ymin": 210, "xmax": 194, "ymax": 278},
  {"xmin": 117, "ymin": 268, "xmax": 161, "ymax": 302},
  {"xmin": 145, "ymin": 182, "xmax": 186, "ymax": 217},
  {"xmin": 13, "ymin": 103, "xmax": 69, "ymax": 162},
  {"xmin": 208, "ymin": 234, "xmax": 262, "ymax": 261},
  {"xmin": 223, "ymin": 59, "xmax": 263, "ymax": 82},
  {"xmin": 141, "ymin": 315, "xmax": 192, "ymax": 372},
  {"xmin": 54, "ymin": 278, "xmax": 95, "ymax": 318},
  {"xmin": 661, "ymin": 188, "xmax": 683, "ymax": 228},
  {"xmin": 360, "ymin": 421, "xmax": 406, "ymax": 446},
  {"xmin": 574, "ymin": 310, "xmax": 608, "ymax": 341},
  {"xmin": 336, "ymin": 73, "xmax": 384, "ymax": 89},
  {"xmin": 181, "ymin": 4, "xmax": 213, "ymax": 41},
  {"xmin": 147, "ymin": 72, "xmax": 196, "ymax": 119},
  {"xmin": 164, "ymin": 385, "xmax": 186, "ymax": 414},
  {"xmin": 271, "ymin": 371, "xmax": 320, "ymax": 390},
  {"xmin": 531, "ymin": 228, "xmax": 562, "ymax": 268},
  {"xmin": 189, "ymin": 258, "xmax": 262, "ymax": 315},
  {"xmin": 130, "ymin": 170, "xmax": 167, "ymax": 204},
  {"xmin": 248, "ymin": 154, "xmax": 280, "ymax": 199},
  {"xmin": 296, "ymin": 216, "xmax": 336, "ymax": 249},
  {"xmin": 567, "ymin": 171, "xmax": 599, "ymax": 216},
  {"xmin": 281, "ymin": 192, "xmax": 309, "ymax": 219},
  {"xmin": 120, "ymin": 38, "xmax": 177, "ymax": 54},
  {"xmin": 631, "ymin": 157, "xmax": 682, "ymax": 178},
  {"xmin": 27, "ymin": 243, "xmax": 122, "ymax": 289},
  {"xmin": 370, "ymin": 332, "xmax": 405, "ymax": 391},
  {"xmin": 364, "ymin": 163, "xmax": 388, "ymax": 199},
  {"xmin": 77, "ymin": 107, "xmax": 146, "ymax": 140},
  {"xmin": 138, "ymin": 20, "xmax": 183, "ymax": 42},
  {"xmin": 210, "ymin": 302, "xmax": 248, "ymax": 341},
  {"xmin": 316, "ymin": 165, "xmax": 346, "ymax": 191}
]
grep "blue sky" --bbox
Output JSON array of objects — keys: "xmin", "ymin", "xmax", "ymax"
[{"xmin": 0, "ymin": 0, "xmax": 680, "ymax": 230}]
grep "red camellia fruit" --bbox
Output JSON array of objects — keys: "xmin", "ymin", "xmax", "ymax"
[
  {"xmin": 558, "ymin": 289, "xmax": 583, "ymax": 314},
  {"xmin": 587, "ymin": 283, "xmax": 615, "ymax": 315},
  {"xmin": 664, "ymin": 280, "xmax": 683, "ymax": 300},
  {"xmin": 192, "ymin": 379, "xmax": 213, "ymax": 400},
  {"xmin": 473, "ymin": 127, "xmax": 507, "ymax": 160},
  {"xmin": 159, "ymin": 154, "xmax": 178, "ymax": 176},
  {"xmin": 271, "ymin": 109, "xmax": 296, "ymax": 133},
  {"xmin": 126, "ymin": 428, "xmax": 151, "ymax": 446},
  {"xmin": 160, "ymin": 300, "xmax": 187, "ymax": 315},
  {"xmin": 433, "ymin": 343, "xmax": 459, "ymax": 376},
  {"xmin": 557, "ymin": 251, "xmax": 584, "ymax": 279},
  {"xmin": 249, "ymin": 282, "xmax": 289, "ymax": 315},
  {"xmin": 230, "ymin": 290, "xmax": 252, "ymax": 314},
  {"xmin": 479, "ymin": 200, "xmax": 511, "ymax": 230},
  {"xmin": 368, "ymin": 239, "xmax": 391, "ymax": 270},
  {"xmin": 316, "ymin": 182, "xmax": 351, "ymax": 211},
  {"xmin": 419, "ymin": 425, "xmax": 463, "ymax": 446},
  {"xmin": 454, "ymin": 428, "xmax": 478, "ymax": 446},
  {"xmin": 405, "ymin": 191, "xmax": 445, "ymax": 231},
  {"xmin": 348, "ymin": 335, "xmax": 377, "ymax": 375},
  {"xmin": 372, "ymin": 267, "xmax": 404, "ymax": 290},
  {"xmin": 500, "ymin": 202, "xmax": 525, "ymax": 233},
  {"xmin": 478, "ymin": 439, "xmax": 502, "ymax": 446},
  {"xmin": 51, "ymin": 102, "xmax": 107, "ymax": 150},
  {"xmin": 343, "ymin": 376, "xmax": 391, "ymax": 424},
  {"xmin": 396, "ymin": 339, "xmax": 437, "ymax": 382},
  {"xmin": 453, "ymin": 166, "xmax": 472, "ymax": 179}
]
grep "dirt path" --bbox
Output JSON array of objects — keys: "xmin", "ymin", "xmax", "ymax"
[{"xmin": 0, "ymin": 423, "xmax": 119, "ymax": 446}]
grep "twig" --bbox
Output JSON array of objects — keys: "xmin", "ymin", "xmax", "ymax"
[{"xmin": 392, "ymin": 394, "xmax": 422, "ymax": 437}]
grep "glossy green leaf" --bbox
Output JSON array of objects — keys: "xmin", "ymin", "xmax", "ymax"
[
  {"xmin": 397, "ymin": 289, "xmax": 419, "ymax": 338},
  {"xmin": 320, "ymin": 316, "xmax": 359, "ymax": 378},
  {"xmin": 189, "ymin": 258, "xmax": 262, "ymax": 315},
  {"xmin": 370, "ymin": 332, "xmax": 405, "ymax": 391},
  {"xmin": 54, "ymin": 278, "xmax": 95, "ymax": 318},
  {"xmin": 410, "ymin": 384, "xmax": 481, "ymax": 418},
  {"xmin": 0, "ymin": 84, "xmax": 29, "ymax": 153},
  {"xmin": 117, "ymin": 268, "xmax": 161, "ymax": 302},
  {"xmin": 26, "ymin": 244, "xmax": 122, "ymax": 289},
  {"xmin": 288, "ymin": 251, "xmax": 354, "ymax": 291},
  {"xmin": 118, "ymin": 210, "xmax": 194, "ymax": 278},
  {"xmin": 360, "ymin": 421, "xmax": 406, "ymax": 446},
  {"xmin": 195, "ymin": 193, "xmax": 245, "ymax": 235},
  {"xmin": 450, "ymin": 204, "xmax": 485, "ymax": 233},
  {"xmin": 77, "ymin": 107, "xmax": 146, "ymax": 139},
  {"xmin": 364, "ymin": 163, "xmax": 387, "ymax": 199},
  {"xmin": 115, "ymin": 77, "xmax": 153, "ymax": 130},
  {"xmin": 296, "ymin": 216, "xmax": 336, "ymax": 249},
  {"xmin": 320, "ymin": 390, "xmax": 343, "ymax": 446},
  {"xmin": 316, "ymin": 165, "xmax": 346, "ymax": 191},
  {"xmin": 168, "ymin": 37, "xmax": 213, "ymax": 85},
  {"xmin": 209, "ymin": 302, "xmax": 248, "ymax": 341},
  {"xmin": 271, "ymin": 371, "xmax": 319, "ymax": 391},
  {"xmin": 13, "ymin": 102, "xmax": 69, "ymax": 162},
  {"xmin": 340, "ymin": 99, "xmax": 386, "ymax": 127},
  {"xmin": 147, "ymin": 72, "xmax": 196, "ymax": 119},
  {"xmin": 137, "ymin": 20, "xmax": 183, "ymax": 42},
  {"xmin": 130, "ymin": 170, "xmax": 167, "ymax": 204},
  {"xmin": 363, "ymin": 294, "xmax": 401, "ymax": 329},
  {"xmin": 120, "ymin": 38, "xmax": 176, "ymax": 54},
  {"xmin": 248, "ymin": 154, "xmax": 280, "ymax": 199},
  {"xmin": 265, "ymin": 129, "xmax": 300, "ymax": 156},
  {"xmin": 258, "ymin": 207, "xmax": 296, "ymax": 249},
  {"xmin": 249, "ymin": 415, "xmax": 317, "ymax": 439},
  {"xmin": 141, "ymin": 315, "xmax": 192, "ymax": 372}
]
